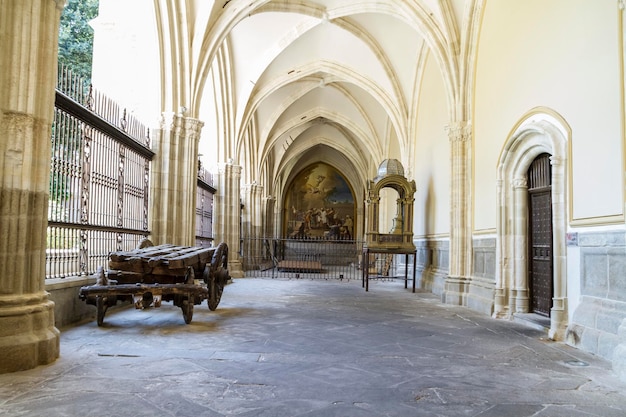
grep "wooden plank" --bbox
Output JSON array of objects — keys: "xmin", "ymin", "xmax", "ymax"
[
  {"xmin": 149, "ymin": 266, "xmax": 189, "ymax": 276},
  {"xmin": 198, "ymin": 248, "xmax": 215, "ymax": 265},
  {"xmin": 146, "ymin": 247, "xmax": 202, "ymax": 268},
  {"xmin": 109, "ymin": 244, "xmax": 175, "ymax": 262},
  {"xmin": 167, "ymin": 248, "xmax": 214, "ymax": 269},
  {"xmin": 79, "ymin": 283, "xmax": 209, "ymax": 298},
  {"xmin": 108, "ymin": 259, "xmax": 148, "ymax": 273}
]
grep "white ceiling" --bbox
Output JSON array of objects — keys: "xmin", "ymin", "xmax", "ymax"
[{"xmin": 195, "ymin": 0, "xmax": 465, "ymax": 189}]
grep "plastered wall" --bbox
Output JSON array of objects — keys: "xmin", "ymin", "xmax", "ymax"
[{"xmin": 474, "ymin": 0, "xmax": 623, "ymax": 230}]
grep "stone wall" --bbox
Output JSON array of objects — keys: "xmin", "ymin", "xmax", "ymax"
[
  {"xmin": 46, "ymin": 277, "xmax": 131, "ymax": 328},
  {"xmin": 468, "ymin": 237, "xmax": 496, "ymax": 315},
  {"xmin": 567, "ymin": 231, "xmax": 626, "ymax": 368},
  {"xmin": 46, "ymin": 277, "xmax": 97, "ymax": 328},
  {"xmin": 414, "ymin": 238, "xmax": 449, "ymax": 295}
]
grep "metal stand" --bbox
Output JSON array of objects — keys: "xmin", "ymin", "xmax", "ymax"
[{"xmin": 361, "ymin": 247, "xmax": 416, "ymax": 292}]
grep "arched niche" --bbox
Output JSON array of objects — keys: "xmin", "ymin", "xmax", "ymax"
[{"xmin": 365, "ymin": 159, "xmax": 416, "ymax": 250}]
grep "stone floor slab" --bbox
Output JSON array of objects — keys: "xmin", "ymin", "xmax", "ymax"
[{"xmin": 0, "ymin": 278, "xmax": 625, "ymax": 417}]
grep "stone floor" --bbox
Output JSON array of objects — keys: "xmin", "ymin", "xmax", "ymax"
[{"xmin": 1, "ymin": 277, "xmax": 626, "ymax": 417}]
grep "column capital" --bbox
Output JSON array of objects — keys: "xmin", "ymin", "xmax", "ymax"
[
  {"xmin": 549, "ymin": 155, "xmax": 564, "ymax": 166},
  {"xmin": 182, "ymin": 117, "xmax": 204, "ymax": 144},
  {"xmin": 218, "ymin": 161, "xmax": 242, "ymax": 177},
  {"xmin": 243, "ymin": 182, "xmax": 264, "ymax": 195},
  {"xmin": 512, "ymin": 177, "xmax": 528, "ymax": 189},
  {"xmin": 159, "ymin": 113, "xmax": 204, "ymax": 144},
  {"xmin": 159, "ymin": 111, "xmax": 176, "ymax": 129},
  {"xmin": 446, "ymin": 122, "xmax": 472, "ymax": 142}
]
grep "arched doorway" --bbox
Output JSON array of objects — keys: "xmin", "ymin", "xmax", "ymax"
[
  {"xmin": 495, "ymin": 110, "xmax": 570, "ymax": 340},
  {"xmin": 527, "ymin": 153, "xmax": 553, "ymax": 317}
]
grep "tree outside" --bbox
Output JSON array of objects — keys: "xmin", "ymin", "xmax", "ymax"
[{"xmin": 58, "ymin": 0, "xmax": 99, "ymax": 83}]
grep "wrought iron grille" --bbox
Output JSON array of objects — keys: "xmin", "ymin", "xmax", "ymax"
[
  {"xmin": 196, "ymin": 162, "xmax": 215, "ymax": 247},
  {"xmin": 242, "ymin": 237, "xmax": 386, "ymax": 281},
  {"xmin": 46, "ymin": 66, "xmax": 154, "ymax": 278}
]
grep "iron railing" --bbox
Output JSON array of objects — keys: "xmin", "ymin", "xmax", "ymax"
[
  {"xmin": 46, "ymin": 66, "xmax": 154, "ymax": 278},
  {"xmin": 240, "ymin": 237, "xmax": 413, "ymax": 282},
  {"xmin": 196, "ymin": 162, "xmax": 215, "ymax": 247}
]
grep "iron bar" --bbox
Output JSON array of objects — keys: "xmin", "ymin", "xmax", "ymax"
[{"xmin": 47, "ymin": 67, "xmax": 153, "ymax": 279}]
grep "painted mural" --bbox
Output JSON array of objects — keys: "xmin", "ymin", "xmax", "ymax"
[{"xmin": 284, "ymin": 163, "xmax": 355, "ymax": 240}]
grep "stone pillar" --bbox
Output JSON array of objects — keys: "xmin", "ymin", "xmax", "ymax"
[
  {"xmin": 242, "ymin": 183, "xmax": 263, "ymax": 239},
  {"xmin": 263, "ymin": 195, "xmax": 275, "ymax": 237},
  {"xmin": 549, "ymin": 155, "xmax": 567, "ymax": 340},
  {"xmin": 149, "ymin": 113, "xmax": 203, "ymax": 246},
  {"xmin": 215, "ymin": 162, "xmax": 244, "ymax": 278},
  {"xmin": 493, "ymin": 178, "xmax": 509, "ymax": 318},
  {"xmin": 443, "ymin": 122, "xmax": 472, "ymax": 305},
  {"xmin": 241, "ymin": 183, "xmax": 263, "ymax": 270},
  {"xmin": 512, "ymin": 178, "xmax": 529, "ymax": 312},
  {"xmin": 0, "ymin": 0, "xmax": 64, "ymax": 373}
]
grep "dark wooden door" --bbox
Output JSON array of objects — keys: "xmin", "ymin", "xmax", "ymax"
[{"xmin": 528, "ymin": 154, "xmax": 553, "ymax": 317}]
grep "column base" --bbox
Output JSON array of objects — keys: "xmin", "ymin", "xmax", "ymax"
[
  {"xmin": 442, "ymin": 275, "xmax": 469, "ymax": 306},
  {"xmin": 0, "ymin": 293, "xmax": 60, "ymax": 373},
  {"xmin": 548, "ymin": 297, "xmax": 568, "ymax": 341},
  {"xmin": 493, "ymin": 288, "xmax": 510, "ymax": 319},
  {"xmin": 228, "ymin": 258, "xmax": 245, "ymax": 279}
]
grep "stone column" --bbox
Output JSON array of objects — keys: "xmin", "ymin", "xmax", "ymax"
[
  {"xmin": 241, "ymin": 183, "xmax": 263, "ymax": 270},
  {"xmin": 549, "ymin": 155, "xmax": 567, "ymax": 340},
  {"xmin": 493, "ymin": 179, "xmax": 509, "ymax": 318},
  {"xmin": 215, "ymin": 162, "xmax": 244, "ymax": 278},
  {"xmin": 263, "ymin": 195, "xmax": 275, "ymax": 237},
  {"xmin": 242, "ymin": 183, "xmax": 263, "ymax": 239},
  {"xmin": 512, "ymin": 178, "xmax": 529, "ymax": 312},
  {"xmin": 442, "ymin": 122, "xmax": 472, "ymax": 305},
  {"xmin": 149, "ymin": 113, "xmax": 203, "ymax": 246},
  {"xmin": 0, "ymin": 0, "xmax": 64, "ymax": 372}
]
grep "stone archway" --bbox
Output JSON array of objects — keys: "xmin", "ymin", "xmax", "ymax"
[{"xmin": 494, "ymin": 110, "xmax": 570, "ymax": 340}]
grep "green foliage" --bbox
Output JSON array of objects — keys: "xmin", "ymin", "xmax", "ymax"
[
  {"xmin": 52, "ymin": 0, "xmax": 98, "ymax": 209},
  {"xmin": 58, "ymin": 0, "xmax": 99, "ymax": 83}
]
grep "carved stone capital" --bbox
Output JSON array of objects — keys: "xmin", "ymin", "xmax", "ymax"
[
  {"xmin": 218, "ymin": 162, "xmax": 242, "ymax": 178},
  {"xmin": 159, "ymin": 111, "xmax": 176, "ymax": 130},
  {"xmin": 159, "ymin": 113, "xmax": 204, "ymax": 144},
  {"xmin": 182, "ymin": 117, "xmax": 204, "ymax": 144},
  {"xmin": 549, "ymin": 155, "xmax": 564, "ymax": 166},
  {"xmin": 512, "ymin": 177, "xmax": 528, "ymax": 189},
  {"xmin": 243, "ymin": 182, "xmax": 263, "ymax": 195},
  {"xmin": 446, "ymin": 122, "xmax": 472, "ymax": 143}
]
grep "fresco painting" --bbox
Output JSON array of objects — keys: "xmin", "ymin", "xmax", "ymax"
[{"xmin": 284, "ymin": 163, "xmax": 355, "ymax": 240}]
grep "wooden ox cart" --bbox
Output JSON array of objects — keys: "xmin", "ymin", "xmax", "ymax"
[{"xmin": 79, "ymin": 240, "xmax": 229, "ymax": 326}]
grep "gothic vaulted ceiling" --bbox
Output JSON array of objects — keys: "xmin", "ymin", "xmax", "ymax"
[{"xmin": 161, "ymin": 0, "xmax": 473, "ymax": 194}]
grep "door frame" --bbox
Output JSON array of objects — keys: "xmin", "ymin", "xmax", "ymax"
[
  {"xmin": 495, "ymin": 109, "xmax": 569, "ymax": 340},
  {"xmin": 527, "ymin": 156, "xmax": 554, "ymax": 316}
]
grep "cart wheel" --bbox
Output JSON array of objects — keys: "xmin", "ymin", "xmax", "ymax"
[
  {"xmin": 182, "ymin": 299, "xmax": 193, "ymax": 324},
  {"xmin": 96, "ymin": 296, "xmax": 106, "ymax": 326},
  {"xmin": 208, "ymin": 267, "xmax": 227, "ymax": 311}
]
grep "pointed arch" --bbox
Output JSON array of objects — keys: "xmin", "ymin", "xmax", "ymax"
[{"xmin": 495, "ymin": 108, "xmax": 571, "ymax": 340}]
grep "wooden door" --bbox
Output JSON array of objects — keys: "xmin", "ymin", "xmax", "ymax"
[{"xmin": 528, "ymin": 154, "xmax": 553, "ymax": 317}]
